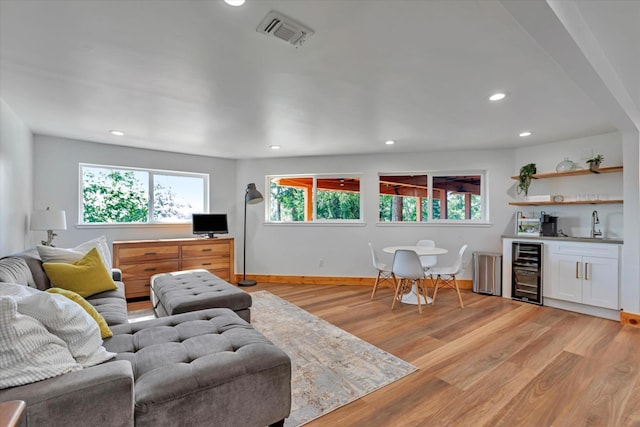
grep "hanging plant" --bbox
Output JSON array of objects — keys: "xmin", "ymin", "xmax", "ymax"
[{"xmin": 517, "ymin": 163, "xmax": 537, "ymax": 196}]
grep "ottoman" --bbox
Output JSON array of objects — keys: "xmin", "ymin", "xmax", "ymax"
[
  {"xmin": 150, "ymin": 269, "xmax": 252, "ymax": 322},
  {"xmin": 105, "ymin": 308, "xmax": 291, "ymax": 427}
]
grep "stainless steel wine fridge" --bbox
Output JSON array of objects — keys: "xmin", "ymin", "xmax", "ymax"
[{"xmin": 511, "ymin": 242, "xmax": 543, "ymax": 305}]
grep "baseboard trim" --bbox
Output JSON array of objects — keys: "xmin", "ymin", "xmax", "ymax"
[
  {"xmin": 234, "ymin": 274, "xmax": 472, "ymax": 289},
  {"xmin": 620, "ymin": 311, "xmax": 640, "ymax": 328}
]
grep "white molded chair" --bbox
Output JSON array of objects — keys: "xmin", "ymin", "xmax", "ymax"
[
  {"xmin": 429, "ymin": 244, "xmax": 468, "ymax": 308},
  {"xmin": 368, "ymin": 243, "xmax": 396, "ymax": 300},
  {"xmin": 391, "ymin": 249, "xmax": 429, "ymax": 313},
  {"xmin": 416, "ymin": 239, "xmax": 438, "ymax": 272}
]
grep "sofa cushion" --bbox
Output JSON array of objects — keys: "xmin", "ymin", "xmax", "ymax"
[
  {"xmin": 37, "ymin": 235, "xmax": 112, "ymax": 274},
  {"xmin": 0, "ymin": 257, "xmax": 35, "ymax": 287},
  {"xmin": 86, "ymin": 281, "xmax": 129, "ymax": 326},
  {"xmin": 46, "ymin": 288, "xmax": 113, "ymax": 339},
  {"xmin": 0, "ymin": 295, "xmax": 81, "ymax": 389},
  {"xmin": 43, "ymin": 248, "xmax": 117, "ymax": 297}
]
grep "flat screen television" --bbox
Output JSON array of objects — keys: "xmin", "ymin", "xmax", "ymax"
[{"xmin": 192, "ymin": 213, "xmax": 229, "ymax": 238}]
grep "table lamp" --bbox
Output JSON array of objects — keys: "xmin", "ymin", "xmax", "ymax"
[{"xmin": 31, "ymin": 207, "xmax": 67, "ymax": 247}]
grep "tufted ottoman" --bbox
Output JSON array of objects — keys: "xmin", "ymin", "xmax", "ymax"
[
  {"xmin": 150, "ymin": 269, "xmax": 252, "ymax": 322},
  {"xmin": 105, "ymin": 308, "xmax": 291, "ymax": 427}
]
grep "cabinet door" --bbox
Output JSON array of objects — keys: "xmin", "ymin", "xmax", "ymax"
[
  {"xmin": 550, "ymin": 254, "xmax": 582, "ymax": 303},
  {"xmin": 582, "ymin": 256, "xmax": 619, "ymax": 309}
]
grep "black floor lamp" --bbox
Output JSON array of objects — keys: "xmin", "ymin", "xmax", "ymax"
[{"xmin": 238, "ymin": 183, "xmax": 264, "ymax": 287}]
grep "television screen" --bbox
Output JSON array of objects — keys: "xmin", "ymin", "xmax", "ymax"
[{"xmin": 192, "ymin": 213, "xmax": 229, "ymax": 238}]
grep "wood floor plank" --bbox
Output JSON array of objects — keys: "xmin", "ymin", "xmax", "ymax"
[{"xmin": 243, "ymin": 283, "xmax": 640, "ymax": 426}]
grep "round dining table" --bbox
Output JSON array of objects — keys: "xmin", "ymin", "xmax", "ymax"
[{"xmin": 382, "ymin": 246, "xmax": 448, "ymax": 305}]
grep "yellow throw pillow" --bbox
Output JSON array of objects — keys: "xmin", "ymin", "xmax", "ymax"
[
  {"xmin": 46, "ymin": 288, "xmax": 113, "ymax": 339},
  {"xmin": 43, "ymin": 247, "xmax": 117, "ymax": 298}
]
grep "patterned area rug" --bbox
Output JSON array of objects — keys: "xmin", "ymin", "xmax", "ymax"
[
  {"xmin": 128, "ymin": 291, "xmax": 417, "ymax": 426},
  {"xmin": 250, "ymin": 290, "xmax": 417, "ymax": 426}
]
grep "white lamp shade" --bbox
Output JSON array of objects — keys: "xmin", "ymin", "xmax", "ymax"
[{"xmin": 31, "ymin": 209, "xmax": 67, "ymax": 231}]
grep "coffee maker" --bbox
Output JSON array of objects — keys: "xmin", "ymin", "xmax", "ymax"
[{"xmin": 541, "ymin": 212, "xmax": 558, "ymax": 237}]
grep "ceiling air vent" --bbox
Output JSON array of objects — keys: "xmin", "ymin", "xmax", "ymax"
[{"xmin": 256, "ymin": 11, "xmax": 314, "ymax": 48}]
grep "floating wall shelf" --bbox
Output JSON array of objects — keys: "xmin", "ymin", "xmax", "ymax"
[
  {"xmin": 510, "ymin": 165, "xmax": 623, "ymax": 180},
  {"xmin": 509, "ymin": 200, "xmax": 624, "ymax": 207}
]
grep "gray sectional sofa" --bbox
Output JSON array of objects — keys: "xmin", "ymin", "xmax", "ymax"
[{"xmin": 0, "ymin": 249, "xmax": 291, "ymax": 427}]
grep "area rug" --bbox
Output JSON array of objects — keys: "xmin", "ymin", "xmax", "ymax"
[
  {"xmin": 128, "ymin": 291, "xmax": 417, "ymax": 426},
  {"xmin": 250, "ymin": 290, "xmax": 417, "ymax": 426}
]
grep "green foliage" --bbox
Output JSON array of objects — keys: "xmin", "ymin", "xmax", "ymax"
[
  {"xmin": 317, "ymin": 190, "xmax": 359, "ymax": 219},
  {"xmin": 269, "ymin": 183, "xmax": 305, "ymax": 221},
  {"xmin": 153, "ymin": 182, "xmax": 191, "ymax": 221},
  {"xmin": 83, "ymin": 170, "xmax": 148, "ymax": 223}
]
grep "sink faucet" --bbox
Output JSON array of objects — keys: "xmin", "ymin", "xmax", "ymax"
[{"xmin": 591, "ymin": 210, "xmax": 602, "ymax": 238}]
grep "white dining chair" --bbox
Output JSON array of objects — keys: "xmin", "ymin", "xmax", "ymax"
[
  {"xmin": 391, "ymin": 249, "xmax": 429, "ymax": 313},
  {"xmin": 416, "ymin": 239, "xmax": 438, "ymax": 272},
  {"xmin": 429, "ymin": 244, "xmax": 468, "ymax": 308},
  {"xmin": 368, "ymin": 242, "xmax": 396, "ymax": 300}
]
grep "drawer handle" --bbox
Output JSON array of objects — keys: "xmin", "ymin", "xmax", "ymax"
[
  {"xmin": 145, "ymin": 284, "xmax": 151, "ymax": 288},
  {"xmin": 145, "ymin": 252, "xmax": 157, "ymax": 256},
  {"xmin": 202, "ymin": 248, "xmax": 212, "ymax": 252},
  {"xmin": 585, "ymin": 263, "xmax": 589, "ymax": 280},
  {"xmin": 202, "ymin": 262, "xmax": 212, "ymax": 266},
  {"xmin": 144, "ymin": 268, "xmax": 157, "ymax": 272},
  {"xmin": 576, "ymin": 262, "xmax": 580, "ymax": 279}
]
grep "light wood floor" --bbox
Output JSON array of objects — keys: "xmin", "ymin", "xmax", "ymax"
[{"xmin": 245, "ymin": 283, "xmax": 640, "ymax": 427}]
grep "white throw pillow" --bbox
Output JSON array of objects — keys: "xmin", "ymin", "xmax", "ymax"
[
  {"xmin": 0, "ymin": 296, "xmax": 82, "ymax": 389},
  {"xmin": 17, "ymin": 291, "xmax": 116, "ymax": 367},
  {"xmin": 37, "ymin": 235, "xmax": 112, "ymax": 273}
]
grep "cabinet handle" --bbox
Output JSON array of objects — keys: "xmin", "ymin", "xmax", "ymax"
[
  {"xmin": 144, "ymin": 267, "xmax": 157, "ymax": 272},
  {"xmin": 585, "ymin": 263, "xmax": 589, "ymax": 280},
  {"xmin": 202, "ymin": 248, "xmax": 212, "ymax": 252},
  {"xmin": 144, "ymin": 252, "xmax": 157, "ymax": 256},
  {"xmin": 145, "ymin": 284, "xmax": 151, "ymax": 287},
  {"xmin": 576, "ymin": 262, "xmax": 580, "ymax": 279},
  {"xmin": 202, "ymin": 262, "xmax": 212, "ymax": 266}
]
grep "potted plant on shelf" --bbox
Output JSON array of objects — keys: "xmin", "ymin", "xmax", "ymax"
[
  {"xmin": 517, "ymin": 163, "xmax": 537, "ymax": 197},
  {"xmin": 586, "ymin": 154, "xmax": 604, "ymax": 171}
]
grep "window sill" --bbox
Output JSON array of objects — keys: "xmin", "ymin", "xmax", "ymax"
[
  {"xmin": 76, "ymin": 223, "xmax": 191, "ymax": 229},
  {"xmin": 376, "ymin": 221, "xmax": 493, "ymax": 228},
  {"xmin": 264, "ymin": 221, "xmax": 367, "ymax": 227}
]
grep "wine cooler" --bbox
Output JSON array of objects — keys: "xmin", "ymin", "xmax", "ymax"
[{"xmin": 511, "ymin": 242, "xmax": 543, "ymax": 305}]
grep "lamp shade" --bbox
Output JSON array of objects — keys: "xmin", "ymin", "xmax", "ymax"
[
  {"xmin": 30, "ymin": 208, "xmax": 67, "ymax": 231},
  {"xmin": 245, "ymin": 183, "xmax": 264, "ymax": 205}
]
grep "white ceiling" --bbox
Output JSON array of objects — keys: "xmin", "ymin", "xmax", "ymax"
[{"xmin": 0, "ymin": 0, "xmax": 628, "ymax": 159}]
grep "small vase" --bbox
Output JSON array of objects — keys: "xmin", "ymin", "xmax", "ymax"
[
  {"xmin": 589, "ymin": 161, "xmax": 600, "ymax": 171},
  {"xmin": 556, "ymin": 158, "xmax": 576, "ymax": 173}
]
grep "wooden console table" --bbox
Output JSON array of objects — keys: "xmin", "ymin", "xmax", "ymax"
[{"xmin": 113, "ymin": 238, "xmax": 235, "ymax": 300}]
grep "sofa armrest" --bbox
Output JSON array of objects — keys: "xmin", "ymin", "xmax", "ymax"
[
  {"xmin": 112, "ymin": 268, "xmax": 123, "ymax": 282},
  {"xmin": 0, "ymin": 360, "xmax": 134, "ymax": 427}
]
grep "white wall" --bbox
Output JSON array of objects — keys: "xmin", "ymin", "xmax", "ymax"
[
  {"xmin": 236, "ymin": 148, "xmax": 516, "ymax": 280},
  {"xmin": 32, "ymin": 135, "xmax": 237, "ymax": 251},
  {"xmin": 0, "ymin": 99, "xmax": 33, "ymax": 254}
]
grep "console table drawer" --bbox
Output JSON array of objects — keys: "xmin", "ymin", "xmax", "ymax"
[
  {"xmin": 120, "ymin": 260, "xmax": 180, "ymax": 279},
  {"xmin": 182, "ymin": 243, "xmax": 231, "ymax": 258},
  {"xmin": 117, "ymin": 246, "xmax": 179, "ymax": 263},
  {"xmin": 182, "ymin": 258, "xmax": 230, "ymax": 271}
]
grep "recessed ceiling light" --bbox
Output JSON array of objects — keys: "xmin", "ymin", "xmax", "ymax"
[
  {"xmin": 489, "ymin": 92, "xmax": 507, "ymax": 101},
  {"xmin": 109, "ymin": 130, "xmax": 125, "ymax": 136},
  {"xmin": 385, "ymin": 140, "xmax": 396, "ymax": 145},
  {"xmin": 519, "ymin": 131, "xmax": 533, "ymax": 137},
  {"xmin": 224, "ymin": 0, "xmax": 245, "ymax": 6},
  {"xmin": 270, "ymin": 145, "xmax": 281, "ymax": 150}
]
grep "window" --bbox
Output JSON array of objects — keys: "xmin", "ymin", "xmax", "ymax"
[
  {"xmin": 80, "ymin": 164, "xmax": 208, "ymax": 224},
  {"xmin": 268, "ymin": 175, "xmax": 361, "ymax": 222},
  {"xmin": 379, "ymin": 173, "xmax": 485, "ymax": 222}
]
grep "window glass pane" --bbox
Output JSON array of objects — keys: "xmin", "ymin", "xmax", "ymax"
[
  {"xmin": 82, "ymin": 166, "xmax": 149, "ymax": 223},
  {"xmin": 378, "ymin": 175, "xmax": 428, "ymax": 222},
  {"xmin": 316, "ymin": 178, "xmax": 360, "ymax": 220},
  {"xmin": 432, "ymin": 175, "xmax": 482, "ymax": 220},
  {"xmin": 153, "ymin": 174, "xmax": 205, "ymax": 222},
  {"xmin": 269, "ymin": 177, "xmax": 310, "ymax": 221}
]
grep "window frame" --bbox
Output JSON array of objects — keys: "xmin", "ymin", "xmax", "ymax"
[
  {"xmin": 79, "ymin": 163, "xmax": 209, "ymax": 225},
  {"xmin": 378, "ymin": 170, "xmax": 488, "ymax": 224},
  {"xmin": 266, "ymin": 173, "xmax": 363, "ymax": 223}
]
